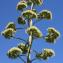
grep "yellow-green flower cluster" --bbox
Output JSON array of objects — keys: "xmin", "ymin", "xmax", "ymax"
[
  {"xmin": 43, "ymin": 48, "xmax": 55, "ymax": 57},
  {"xmin": 22, "ymin": 10, "xmax": 37, "ymax": 19},
  {"xmin": 45, "ymin": 34, "xmax": 55, "ymax": 43},
  {"xmin": 17, "ymin": 43, "xmax": 28, "ymax": 54},
  {"xmin": 45, "ymin": 27, "xmax": 60, "ymax": 43},
  {"xmin": 31, "ymin": 0, "xmax": 42, "ymax": 5},
  {"xmin": 27, "ymin": 0, "xmax": 43, "ymax": 5},
  {"xmin": 7, "ymin": 47, "xmax": 22, "ymax": 59},
  {"xmin": 36, "ymin": 48, "xmax": 55, "ymax": 60},
  {"xmin": 18, "ymin": 16, "xmax": 26, "ymax": 25},
  {"xmin": 38, "ymin": 10, "xmax": 52, "ymax": 20},
  {"xmin": 5, "ymin": 22, "xmax": 16, "ymax": 31},
  {"xmin": 1, "ymin": 22, "xmax": 16, "ymax": 39},
  {"xmin": 26, "ymin": 26, "xmax": 42, "ymax": 38},
  {"xmin": 16, "ymin": 1, "xmax": 27, "ymax": 11},
  {"xmin": 1, "ymin": 28, "xmax": 15, "ymax": 39},
  {"xmin": 48, "ymin": 27, "xmax": 60, "ymax": 37}
]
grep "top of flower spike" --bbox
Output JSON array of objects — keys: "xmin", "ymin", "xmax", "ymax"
[
  {"xmin": 27, "ymin": 0, "xmax": 43, "ymax": 6},
  {"xmin": 16, "ymin": 1, "xmax": 27, "ymax": 11}
]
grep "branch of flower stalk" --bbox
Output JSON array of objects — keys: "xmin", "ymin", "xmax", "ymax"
[
  {"xmin": 31, "ymin": 55, "xmax": 42, "ymax": 62},
  {"xmin": 32, "ymin": 36, "xmax": 46, "ymax": 41},
  {"xmin": 31, "ymin": 58, "xmax": 37, "ymax": 62},
  {"xmin": 16, "ymin": 27, "xmax": 26, "ymax": 30},
  {"xmin": 41, "ymin": 35, "xmax": 47, "ymax": 39},
  {"xmin": 31, "ymin": 49, "xmax": 42, "ymax": 62},
  {"xmin": 18, "ymin": 56, "xmax": 26, "ymax": 63},
  {"xmin": 33, "ymin": 19, "xmax": 43, "ymax": 25},
  {"xmin": 11, "ymin": 36, "xmax": 27, "ymax": 43},
  {"xmin": 20, "ymin": 54, "xmax": 26, "ymax": 56},
  {"xmin": 32, "ymin": 50, "xmax": 43, "ymax": 62},
  {"xmin": 16, "ymin": 28, "xmax": 25, "ymax": 30},
  {"xmin": 33, "ymin": 49, "xmax": 39, "ymax": 54}
]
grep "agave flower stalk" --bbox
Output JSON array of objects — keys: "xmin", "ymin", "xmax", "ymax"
[
  {"xmin": 1, "ymin": 0, "xmax": 60, "ymax": 63},
  {"xmin": 27, "ymin": 3, "xmax": 33, "ymax": 63}
]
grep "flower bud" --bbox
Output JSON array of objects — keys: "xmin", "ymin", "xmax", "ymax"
[{"xmin": 7, "ymin": 47, "xmax": 22, "ymax": 59}]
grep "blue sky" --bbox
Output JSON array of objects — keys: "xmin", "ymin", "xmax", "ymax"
[{"xmin": 0, "ymin": 0, "xmax": 63, "ymax": 63}]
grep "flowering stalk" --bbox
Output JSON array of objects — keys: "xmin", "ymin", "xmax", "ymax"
[
  {"xmin": 1, "ymin": 0, "xmax": 60, "ymax": 63},
  {"xmin": 27, "ymin": 3, "xmax": 33, "ymax": 63}
]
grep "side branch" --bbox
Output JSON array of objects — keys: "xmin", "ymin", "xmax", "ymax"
[
  {"xmin": 18, "ymin": 56, "xmax": 26, "ymax": 63},
  {"xmin": 11, "ymin": 36, "xmax": 27, "ymax": 42},
  {"xmin": 16, "ymin": 27, "xmax": 26, "ymax": 30}
]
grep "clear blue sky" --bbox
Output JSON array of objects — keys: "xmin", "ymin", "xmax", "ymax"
[{"xmin": 0, "ymin": 0, "xmax": 63, "ymax": 63}]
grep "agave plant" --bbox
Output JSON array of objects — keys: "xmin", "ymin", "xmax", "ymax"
[{"xmin": 1, "ymin": 0, "xmax": 60, "ymax": 63}]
